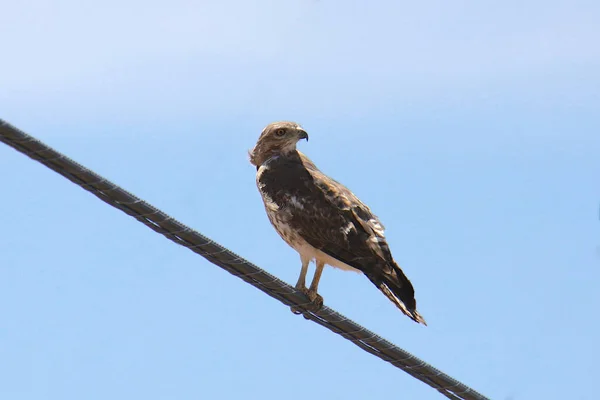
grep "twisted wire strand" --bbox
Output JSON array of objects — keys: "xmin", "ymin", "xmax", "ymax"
[{"xmin": 0, "ymin": 119, "xmax": 490, "ymax": 400}]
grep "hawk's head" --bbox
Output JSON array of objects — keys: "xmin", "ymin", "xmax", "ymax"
[{"xmin": 249, "ymin": 121, "xmax": 309, "ymax": 166}]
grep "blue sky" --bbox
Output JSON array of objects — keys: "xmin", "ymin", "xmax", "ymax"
[{"xmin": 1, "ymin": 1, "xmax": 599, "ymax": 399}]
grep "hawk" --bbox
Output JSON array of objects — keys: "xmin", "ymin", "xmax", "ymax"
[{"xmin": 249, "ymin": 121, "xmax": 426, "ymax": 325}]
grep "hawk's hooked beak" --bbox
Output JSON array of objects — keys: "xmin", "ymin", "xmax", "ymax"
[{"xmin": 298, "ymin": 129, "xmax": 309, "ymax": 141}]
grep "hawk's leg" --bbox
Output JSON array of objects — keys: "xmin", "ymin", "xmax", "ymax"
[
  {"xmin": 294, "ymin": 255, "xmax": 310, "ymax": 291},
  {"xmin": 291, "ymin": 256, "xmax": 311, "ymax": 314},
  {"xmin": 291, "ymin": 257, "xmax": 324, "ymax": 314},
  {"xmin": 306, "ymin": 260, "xmax": 324, "ymax": 309}
]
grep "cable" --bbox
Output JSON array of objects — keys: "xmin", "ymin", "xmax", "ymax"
[{"xmin": 0, "ymin": 118, "xmax": 490, "ymax": 400}]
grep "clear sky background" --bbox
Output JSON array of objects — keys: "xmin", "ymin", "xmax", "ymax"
[{"xmin": 1, "ymin": 1, "xmax": 599, "ymax": 399}]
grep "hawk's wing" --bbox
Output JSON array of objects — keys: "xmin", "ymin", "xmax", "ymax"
[{"xmin": 291, "ymin": 154, "xmax": 396, "ymax": 272}]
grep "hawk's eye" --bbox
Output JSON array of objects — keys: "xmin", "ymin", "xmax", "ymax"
[{"xmin": 274, "ymin": 128, "xmax": 286, "ymax": 137}]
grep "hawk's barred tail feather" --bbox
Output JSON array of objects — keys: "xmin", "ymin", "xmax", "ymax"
[{"xmin": 365, "ymin": 262, "xmax": 427, "ymax": 325}]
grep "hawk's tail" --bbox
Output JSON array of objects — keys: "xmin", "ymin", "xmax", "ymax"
[{"xmin": 366, "ymin": 261, "xmax": 427, "ymax": 326}]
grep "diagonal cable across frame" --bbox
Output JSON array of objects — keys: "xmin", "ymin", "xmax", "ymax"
[{"xmin": 0, "ymin": 119, "xmax": 490, "ymax": 400}]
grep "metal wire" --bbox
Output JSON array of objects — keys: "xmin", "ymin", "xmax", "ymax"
[{"xmin": 0, "ymin": 118, "xmax": 490, "ymax": 400}]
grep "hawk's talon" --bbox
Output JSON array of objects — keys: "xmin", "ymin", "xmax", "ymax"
[
  {"xmin": 290, "ymin": 284, "xmax": 308, "ymax": 314},
  {"xmin": 290, "ymin": 287, "xmax": 324, "ymax": 315},
  {"xmin": 290, "ymin": 305, "xmax": 303, "ymax": 315},
  {"xmin": 306, "ymin": 289, "xmax": 324, "ymax": 311}
]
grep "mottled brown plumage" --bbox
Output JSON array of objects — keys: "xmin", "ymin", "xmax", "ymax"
[{"xmin": 250, "ymin": 121, "xmax": 426, "ymax": 324}]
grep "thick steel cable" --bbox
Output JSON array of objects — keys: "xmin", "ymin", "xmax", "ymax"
[{"xmin": 0, "ymin": 119, "xmax": 490, "ymax": 400}]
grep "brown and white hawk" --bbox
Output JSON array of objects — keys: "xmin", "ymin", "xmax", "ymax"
[{"xmin": 249, "ymin": 121, "xmax": 426, "ymax": 325}]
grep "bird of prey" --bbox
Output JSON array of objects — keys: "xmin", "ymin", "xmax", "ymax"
[{"xmin": 249, "ymin": 121, "xmax": 426, "ymax": 325}]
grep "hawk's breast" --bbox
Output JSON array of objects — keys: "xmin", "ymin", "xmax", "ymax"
[{"xmin": 256, "ymin": 157, "xmax": 304, "ymax": 249}]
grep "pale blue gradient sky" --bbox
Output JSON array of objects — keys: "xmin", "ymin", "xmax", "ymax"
[{"xmin": 1, "ymin": 1, "xmax": 599, "ymax": 399}]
